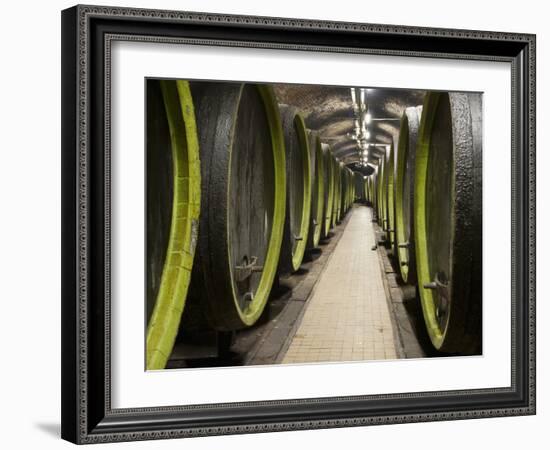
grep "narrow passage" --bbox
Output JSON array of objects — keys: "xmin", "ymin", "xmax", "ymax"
[{"xmin": 283, "ymin": 206, "xmax": 397, "ymax": 364}]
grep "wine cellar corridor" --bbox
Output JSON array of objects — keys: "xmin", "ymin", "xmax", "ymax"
[
  {"xmin": 283, "ymin": 206, "xmax": 397, "ymax": 364},
  {"xmin": 146, "ymin": 80, "xmax": 482, "ymax": 370}
]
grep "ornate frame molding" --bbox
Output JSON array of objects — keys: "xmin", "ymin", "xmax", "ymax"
[{"xmin": 61, "ymin": 4, "xmax": 536, "ymax": 444}]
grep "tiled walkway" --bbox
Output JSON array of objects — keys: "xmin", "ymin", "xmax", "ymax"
[{"xmin": 282, "ymin": 206, "xmax": 397, "ymax": 363}]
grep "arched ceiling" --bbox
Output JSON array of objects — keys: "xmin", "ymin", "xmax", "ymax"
[{"xmin": 273, "ymin": 84, "xmax": 425, "ymax": 173}]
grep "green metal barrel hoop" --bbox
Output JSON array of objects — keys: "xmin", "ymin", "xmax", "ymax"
[{"xmin": 146, "ymin": 80, "xmax": 201, "ymax": 370}]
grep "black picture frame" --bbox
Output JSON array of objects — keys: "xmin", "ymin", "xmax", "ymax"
[{"xmin": 61, "ymin": 4, "xmax": 536, "ymax": 444}]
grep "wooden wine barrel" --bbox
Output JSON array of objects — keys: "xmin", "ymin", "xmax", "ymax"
[
  {"xmin": 146, "ymin": 79, "xmax": 201, "ymax": 370},
  {"xmin": 376, "ymin": 162, "xmax": 382, "ymax": 222},
  {"xmin": 371, "ymin": 175, "xmax": 376, "ymax": 205},
  {"xmin": 376, "ymin": 151, "xmax": 388, "ymax": 230},
  {"xmin": 349, "ymin": 169, "xmax": 354, "ymax": 208},
  {"xmin": 395, "ymin": 106, "xmax": 422, "ymax": 285},
  {"xmin": 414, "ymin": 91, "xmax": 482, "ymax": 353},
  {"xmin": 331, "ymin": 157, "xmax": 341, "ymax": 226},
  {"xmin": 371, "ymin": 170, "xmax": 378, "ymax": 215},
  {"xmin": 341, "ymin": 166, "xmax": 346, "ymax": 215},
  {"xmin": 321, "ymin": 143, "xmax": 335, "ymax": 238},
  {"xmin": 191, "ymin": 82, "xmax": 286, "ymax": 331},
  {"xmin": 306, "ymin": 131, "xmax": 325, "ymax": 249},
  {"xmin": 339, "ymin": 162, "xmax": 347, "ymax": 219},
  {"xmin": 370, "ymin": 175, "xmax": 375, "ymax": 204},
  {"xmin": 341, "ymin": 168, "xmax": 344, "ymax": 216},
  {"xmin": 349, "ymin": 170, "xmax": 355, "ymax": 207},
  {"xmin": 336, "ymin": 159, "xmax": 342, "ymax": 221},
  {"xmin": 347, "ymin": 170, "xmax": 351, "ymax": 210},
  {"xmin": 347, "ymin": 169, "xmax": 352, "ymax": 210},
  {"xmin": 376, "ymin": 174, "xmax": 378, "ymax": 209},
  {"xmin": 330, "ymin": 157, "xmax": 336, "ymax": 227},
  {"xmin": 347, "ymin": 169, "xmax": 353, "ymax": 211},
  {"xmin": 352, "ymin": 171, "xmax": 356, "ymax": 202},
  {"xmin": 366, "ymin": 175, "xmax": 374, "ymax": 205},
  {"xmin": 354, "ymin": 171, "xmax": 365, "ymax": 203},
  {"xmin": 278, "ymin": 106, "xmax": 312, "ymax": 274},
  {"xmin": 386, "ymin": 143, "xmax": 396, "ymax": 249}
]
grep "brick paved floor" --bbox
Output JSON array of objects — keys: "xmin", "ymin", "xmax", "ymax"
[{"xmin": 282, "ymin": 206, "xmax": 398, "ymax": 363}]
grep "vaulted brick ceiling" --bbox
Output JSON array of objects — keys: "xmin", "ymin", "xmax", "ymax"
[{"xmin": 273, "ymin": 84, "xmax": 425, "ymax": 175}]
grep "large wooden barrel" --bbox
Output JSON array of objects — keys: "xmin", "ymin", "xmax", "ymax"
[
  {"xmin": 394, "ymin": 106, "xmax": 422, "ymax": 285},
  {"xmin": 321, "ymin": 143, "xmax": 335, "ymax": 238},
  {"xmin": 339, "ymin": 162, "xmax": 347, "ymax": 220},
  {"xmin": 349, "ymin": 170, "xmax": 355, "ymax": 207},
  {"xmin": 350, "ymin": 171, "xmax": 355, "ymax": 205},
  {"xmin": 331, "ymin": 157, "xmax": 341, "ymax": 226},
  {"xmin": 376, "ymin": 151, "xmax": 388, "ymax": 230},
  {"xmin": 376, "ymin": 161, "xmax": 382, "ymax": 222},
  {"xmin": 330, "ymin": 157, "xmax": 337, "ymax": 227},
  {"xmin": 347, "ymin": 168, "xmax": 354, "ymax": 211},
  {"xmin": 191, "ymin": 82, "xmax": 286, "ymax": 331},
  {"xmin": 336, "ymin": 163, "xmax": 340, "ymax": 218},
  {"xmin": 306, "ymin": 131, "xmax": 325, "ymax": 249},
  {"xmin": 354, "ymin": 171, "xmax": 364, "ymax": 202},
  {"xmin": 366, "ymin": 174, "xmax": 376, "ymax": 205},
  {"xmin": 414, "ymin": 91, "xmax": 482, "ymax": 353},
  {"xmin": 371, "ymin": 169, "xmax": 378, "ymax": 215},
  {"xmin": 278, "ymin": 106, "xmax": 312, "ymax": 274},
  {"xmin": 349, "ymin": 169, "xmax": 354, "ymax": 208},
  {"xmin": 146, "ymin": 79, "xmax": 201, "ymax": 370},
  {"xmin": 386, "ymin": 143, "xmax": 396, "ymax": 249}
]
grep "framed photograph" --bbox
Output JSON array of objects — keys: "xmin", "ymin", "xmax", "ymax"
[{"xmin": 61, "ymin": 4, "xmax": 536, "ymax": 444}]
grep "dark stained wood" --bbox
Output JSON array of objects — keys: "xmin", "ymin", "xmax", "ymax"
[
  {"xmin": 189, "ymin": 82, "xmax": 283, "ymax": 331},
  {"xmin": 230, "ymin": 85, "xmax": 274, "ymax": 308}
]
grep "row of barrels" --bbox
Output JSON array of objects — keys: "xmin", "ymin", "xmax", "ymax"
[
  {"xmin": 367, "ymin": 92, "xmax": 482, "ymax": 354},
  {"xmin": 146, "ymin": 80, "xmax": 355, "ymax": 369}
]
